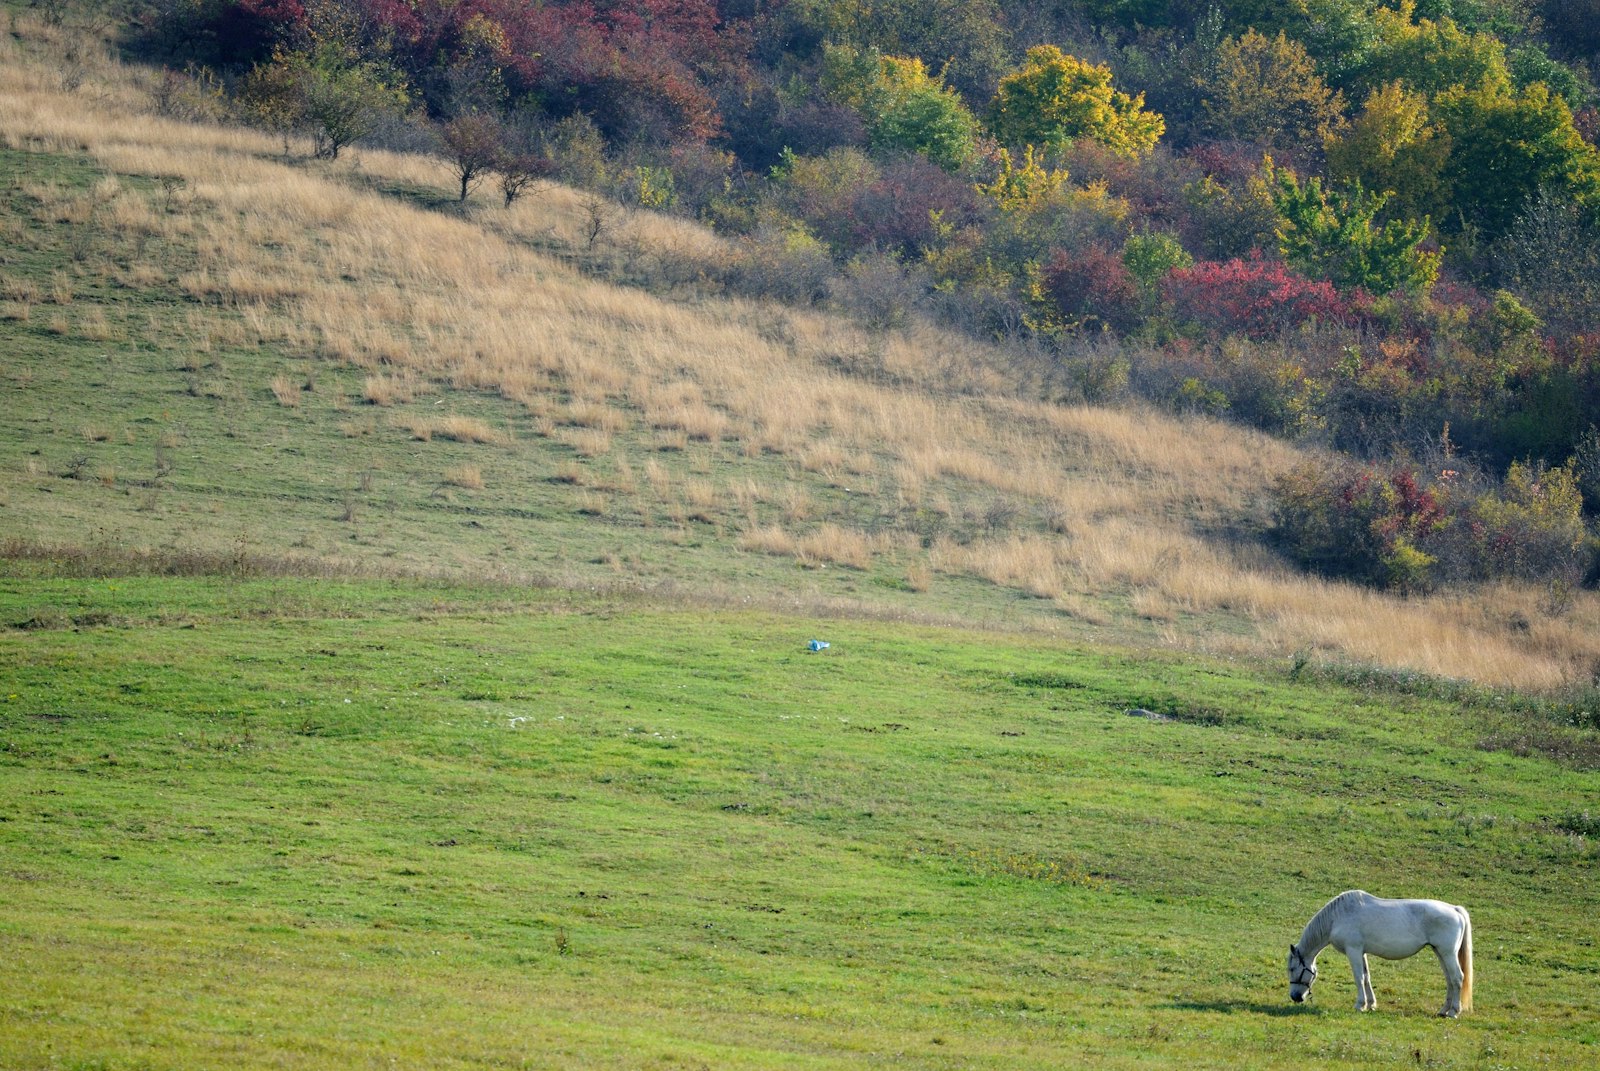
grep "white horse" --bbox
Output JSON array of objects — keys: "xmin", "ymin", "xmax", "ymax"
[{"xmin": 1287, "ymin": 890, "xmax": 1473, "ymax": 1017}]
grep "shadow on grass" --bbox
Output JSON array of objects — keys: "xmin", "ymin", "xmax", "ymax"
[{"xmin": 1163, "ymin": 1000, "xmax": 1322, "ymax": 1018}]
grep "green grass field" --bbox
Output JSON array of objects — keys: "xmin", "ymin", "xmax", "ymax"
[{"xmin": 2, "ymin": 575, "xmax": 1597, "ymax": 1069}]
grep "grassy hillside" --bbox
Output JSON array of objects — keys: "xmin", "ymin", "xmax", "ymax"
[
  {"xmin": 2, "ymin": 576, "xmax": 1598, "ymax": 1069},
  {"xmin": 2, "ymin": 11, "xmax": 1598, "ymax": 691}
]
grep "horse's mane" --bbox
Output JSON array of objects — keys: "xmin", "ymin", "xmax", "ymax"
[{"xmin": 1299, "ymin": 889, "xmax": 1368, "ymax": 950}]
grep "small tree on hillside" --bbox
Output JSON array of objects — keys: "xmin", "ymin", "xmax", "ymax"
[
  {"xmin": 497, "ymin": 149, "xmax": 551, "ymax": 208},
  {"xmin": 255, "ymin": 44, "xmax": 408, "ymax": 161},
  {"xmin": 439, "ymin": 112, "xmax": 504, "ymax": 202}
]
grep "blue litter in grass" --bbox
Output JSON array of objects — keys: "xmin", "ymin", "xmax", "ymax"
[{"xmin": 808, "ymin": 640, "xmax": 830, "ymax": 651}]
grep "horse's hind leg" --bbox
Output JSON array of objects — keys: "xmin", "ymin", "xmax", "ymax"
[{"xmin": 1433, "ymin": 943, "xmax": 1464, "ymax": 1018}]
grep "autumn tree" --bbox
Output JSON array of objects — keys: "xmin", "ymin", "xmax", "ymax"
[
  {"xmin": 784, "ymin": 0, "xmax": 1010, "ymax": 100},
  {"xmin": 1038, "ymin": 244, "xmax": 1140, "ymax": 333},
  {"xmin": 1351, "ymin": 2, "xmax": 1512, "ymax": 99},
  {"xmin": 497, "ymin": 149, "xmax": 550, "ymax": 208},
  {"xmin": 1325, "ymin": 81, "xmax": 1453, "ymax": 224},
  {"xmin": 1163, "ymin": 256, "xmax": 1351, "ymax": 338},
  {"xmin": 1181, "ymin": 165, "xmax": 1280, "ymax": 260},
  {"xmin": 989, "ymin": 46, "xmax": 1165, "ymax": 158},
  {"xmin": 1197, "ymin": 29, "xmax": 1346, "ymax": 159}
]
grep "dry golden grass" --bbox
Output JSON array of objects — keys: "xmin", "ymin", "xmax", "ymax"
[
  {"xmin": 739, "ymin": 524, "xmax": 796, "ymax": 558},
  {"xmin": 442, "ymin": 464, "xmax": 484, "ymax": 490},
  {"xmin": 81, "ymin": 307, "xmax": 113, "ymax": 340},
  {"xmin": 933, "ymin": 534, "xmax": 1071, "ymax": 600},
  {"xmin": 269, "ymin": 373, "xmax": 301, "ymax": 408},
  {"xmin": 564, "ymin": 400, "xmax": 627, "ymax": 433},
  {"xmin": 792, "ymin": 524, "xmax": 910, "ymax": 570},
  {"xmin": 557, "ymin": 427, "xmax": 613, "ymax": 458},
  {"xmin": 5, "ymin": 15, "xmax": 1598, "ymax": 691},
  {"xmin": 2, "ymin": 275, "xmax": 42, "ymax": 304},
  {"xmin": 399, "ymin": 415, "xmax": 507, "ymax": 446},
  {"xmin": 363, "ymin": 369, "xmax": 431, "ymax": 407},
  {"xmin": 683, "ymin": 479, "xmax": 720, "ymax": 511}
]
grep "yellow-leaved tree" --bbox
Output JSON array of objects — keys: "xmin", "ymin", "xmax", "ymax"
[{"xmin": 988, "ymin": 46, "xmax": 1163, "ymax": 158}]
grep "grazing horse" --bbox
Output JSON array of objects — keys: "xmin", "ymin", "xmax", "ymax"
[{"xmin": 1287, "ymin": 890, "xmax": 1473, "ymax": 1017}]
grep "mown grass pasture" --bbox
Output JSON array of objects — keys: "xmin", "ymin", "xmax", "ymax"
[{"xmin": 1, "ymin": 577, "xmax": 1597, "ymax": 1069}]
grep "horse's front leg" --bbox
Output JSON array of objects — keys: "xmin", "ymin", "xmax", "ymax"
[{"xmin": 1346, "ymin": 948, "xmax": 1375, "ymax": 1011}]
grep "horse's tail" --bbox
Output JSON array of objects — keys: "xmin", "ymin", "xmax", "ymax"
[{"xmin": 1458, "ymin": 906, "xmax": 1474, "ymax": 1013}]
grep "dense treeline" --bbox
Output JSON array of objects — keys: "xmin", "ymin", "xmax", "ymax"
[{"xmin": 134, "ymin": 0, "xmax": 1600, "ymax": 592}]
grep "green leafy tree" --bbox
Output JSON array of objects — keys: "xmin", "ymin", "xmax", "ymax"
[
  {"xmin": 1268, "ymin": 162, "xmax": 1442, "ymax": 294},
  {"xmin": 1121, "ymin": 231, "xmax": 1192, "ymax": 305},
  {"xmin": 989, "ymin": 46, "xmax": 1164, "ymax": 158},
  {"xmin": 300, "ymin": 52, "xmax": 408, "ymax": 159},
  {"xmin": 1352, "ymin": 2, "xmax": 1512, "ymax": 98},
  {"xmin": 252, "ymin": 40, "xmax": 409, "ymax": 161},
  {"xmin": 1434, "ymin": 80, "xmax": 1600, "ymax": 238},
  {"xmin": 823, "ymin": 47, "xmax": 980, "ymax": 171},
  {"xmin": 1507, "ymin": 44, "xmax": 1587, "ymax": 108},
  {"xmin": 1198, "ymin": 30, "xmax": 1346, "ymax": 157}
]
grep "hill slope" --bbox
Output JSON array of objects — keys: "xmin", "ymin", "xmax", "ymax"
[{"xmin": 1, "ymin": 13, "xmax": 1598, "ymax": 691}]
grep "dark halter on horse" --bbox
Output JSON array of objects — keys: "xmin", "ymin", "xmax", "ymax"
[{"xmin": 1289, "ymin": 945, "xmax": 1317, "ymax": 988}]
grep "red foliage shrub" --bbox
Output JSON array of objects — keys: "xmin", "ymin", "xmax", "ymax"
[
  {"xmin": 234, "ymin": 0, "xmax": 748, "ymax": 142},
  {"xmin": 1059, "ymin": 141, "xmax": 1197, "ymax": 232},
  {"xmin": 1273, "ymin": 462, "xmax": 1448, "ymax": 590},
  {"xmin": 1040, "ymin": 245, "xmax": 1140, "ymax": 333},
  {"xmin": 1163, "ymin": 256, "xmax": 1352, "ymax": 338},
  {"xmin": 1184, "ymin": 141, "xmax": 1266, "ymax": 185},
  {"xmin": 847, "ymin": 157, "xmax": 980, "ymax": 258}
]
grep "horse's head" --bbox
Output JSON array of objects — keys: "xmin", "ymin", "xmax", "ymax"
[{"xmin": 1287, "ymin": 943, "xmax": 1318, "ymax": 1003}]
